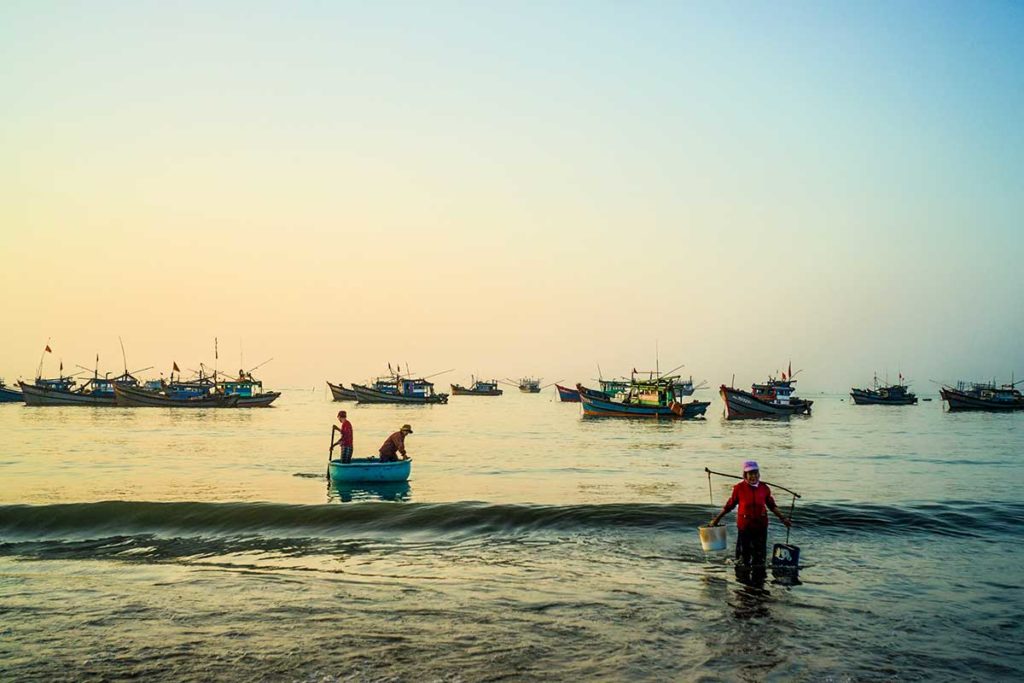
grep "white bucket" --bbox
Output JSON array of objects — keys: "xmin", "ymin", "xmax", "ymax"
[{"xmin": 698, "ymin": 524, "xmax": 727, "ymax": 551}]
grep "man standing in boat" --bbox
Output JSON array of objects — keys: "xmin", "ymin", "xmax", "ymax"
[
  {"xmin": 332, "ymin": 410, "xmax": 354, "ymax": 463},
  {"xmin": 379, "ymin": 424, "xmax": 412, "ymax": 462},
  {"xmin": 709, "ymin": 460, "xmax": 791, "ymax": 567}
]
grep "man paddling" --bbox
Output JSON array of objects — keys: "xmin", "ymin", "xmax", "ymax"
[
  {"xmin": 379, "ymin": 424, "xmax": 412, "ymax": 462},
  {"xmin": 709, "ymin": 460, "xmax": 791, "ymax": 568},
  {"xmin": 332, "ymin": 410, "xmax": 354, "ymax": 463}
]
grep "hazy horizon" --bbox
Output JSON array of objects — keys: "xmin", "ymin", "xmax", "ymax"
[{"xmin": 2, "ymin": 1, "xmax": 1022, "ymax": 392}]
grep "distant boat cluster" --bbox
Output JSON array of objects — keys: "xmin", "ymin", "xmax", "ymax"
[
  {"xmin": 4, "ymin": 350, "xmax": 1022, "ymax": 414},
  {"xmin": 325, "ymin": 363, "xmax": 1024, "ymax": 417}
]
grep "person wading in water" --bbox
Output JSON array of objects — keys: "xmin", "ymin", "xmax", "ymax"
[{"xmin": 709, "ymin": 460, "xmax": 791, "ymax": 568}]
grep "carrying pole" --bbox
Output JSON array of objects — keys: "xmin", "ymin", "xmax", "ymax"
[
  {"xmin": 786, "ymin": 496, "xmax": 796, "ymax": 544},
  {"xmin": 707, "ymin": 469, "xmax": 714, "ymax": 506},
  {"xmin": 703, "ymin": 467, "xmax": 801, "ymax": 499}
]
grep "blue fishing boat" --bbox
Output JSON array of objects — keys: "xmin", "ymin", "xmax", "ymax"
[
  {"xmin": 555, "ymin": 383, "xmax": 581, "ymax": 402},
  {"xmin": 0, "ymin": 378, "xmax": 24, "ymax": 402},
  {"xmin": 328, "ymin": 458, "xmax": 412, "ymax": 483},
  {"xmin": 577, "ymin": 373, "xmax": 710, "ymax": 418},
  {"xmin": 353, "ymin": 367, "xmax": 450, "ymax": 404},
  {"xmin": 217, "ymin": 370, "xmax": 280, "ymax": 407}
]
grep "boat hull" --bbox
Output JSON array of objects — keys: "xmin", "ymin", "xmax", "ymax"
[
  {"xmin": 328, "ymin": 458, "xmax": 411, "ymax": 483},
  {"xmin": 720, "ymin": 385, "xmax": 813, "ymax": 419},
  {"xmin": 327, "ymin": 382, "xmax": 358, "ymax": 401},
  {"xmin": 114, "ymin": 384, "xmax": 240, "ymax": 408},
  {"xmin": 352, "ymin": 384, "xmax": 448, "ymax": 404},
  {"xmin": 555, "ymin": 384, "xmax": 581, "ymax": 402},
  {"xmin": 234, "ymin": 392, "xmax": 281, "ymax": 407},
  {"xmin": 18, "ymin": 382, "xmax": 117, "ymax": 406},
  {"xmin": 850, "ymin": 389, "xmax": 917, "ymax": 405},
  {"xmin": 450, "ymin": 385, "xmax": 503, "ymax": 396},
  {"xmin": 0, "ymin": 386, "xmax": 24, "ymax": 403},
  {"xmin": 519, "ymin": 387, "xmax": 541, "ymax": 393},
  {"xmin": 940, "ymin": 388, "xmax": 1024, "ymax": 412},
  {"xmin": 581, "ymin": 392, "xmax": 709, "ymax": 418}
]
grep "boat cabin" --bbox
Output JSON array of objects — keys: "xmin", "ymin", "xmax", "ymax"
[{"xmin": 752, "ymin": 379, "xmax": 794, "ymax": 405}]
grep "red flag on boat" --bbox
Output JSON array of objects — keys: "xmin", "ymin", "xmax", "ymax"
[
  {"xmin": 782, "ymin": 371, "xmax": 787, "ymax": 380},
  {"xmin": 173, "ymin": 361, "xmax": 180, "ymax": 372},
  {"xmin": 45, "ymin": 345, "xmax": 52, "ymax": 353}
]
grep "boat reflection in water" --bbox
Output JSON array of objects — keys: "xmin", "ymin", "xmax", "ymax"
[{"xmin": 328, "ymin": 480, "xmax": 412, "ymax": 503}]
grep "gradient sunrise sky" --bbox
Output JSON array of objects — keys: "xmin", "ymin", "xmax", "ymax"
[{"xmin": 2, "ymin": 1, "xmax": 1022, "ymax": 390}]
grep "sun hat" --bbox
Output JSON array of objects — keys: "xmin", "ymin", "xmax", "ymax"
[
  {"xmin": 401, "ymin": 424, "xmax": 413, "ymax": 433},
  {"xmin": 742, "ymin": 460, "xmax": 759, "ymax": 472}
]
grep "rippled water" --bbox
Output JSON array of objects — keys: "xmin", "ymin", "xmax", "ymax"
[{"xmin": 2, "ymin": 390, "xmax": 1022, "ymax": 681}]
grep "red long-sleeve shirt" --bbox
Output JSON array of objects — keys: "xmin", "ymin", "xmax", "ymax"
[
  {"xmin": 340, "ymin": 420, "xmax": 353, "ymax": 447},
  {"xmin": 721, "ymin": 481, "xmax": 777, "ymax": 531}
]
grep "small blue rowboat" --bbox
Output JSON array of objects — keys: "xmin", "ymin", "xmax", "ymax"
[{"xmin": 328, "ymin": 458, "xmax": 411, "ymax": 483}]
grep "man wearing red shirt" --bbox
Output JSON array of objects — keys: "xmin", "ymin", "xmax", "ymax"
[
  {"xmin": 332, "ymin": 410, "xmax": 354, "ymax": 463},
  {"xmin": 710, "ymin": 460, "xmax": 791, "ymax": 567}
]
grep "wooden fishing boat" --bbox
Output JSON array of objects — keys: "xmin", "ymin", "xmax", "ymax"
[
  {"xmin": 720, "ymin": 376, "xmax": 813, "ymax": 419},
  {"xmin": 577, "ymin": 375, "xmax": 709, "ymax": 418},
  {"xmin": 940, "ymin": 380, "xmax": 1024, "ymax": 412},
  {"xmin": 517, "ymin": 377, "xmax": 542, "ymax": 393},
  {"xmin": 851, "ymin": 374, "xmax": 917, "ymax": 405},
  {"xmin": 555, "ymin": 383, "xmax": 581, "ymax": 402},
  {"xmin": 18, "ymin": 372, "xmax": 141, "ymax": 407},
  {"xmin": 353, "ymin": 377, "xmax": 448, "ymax": 404},
  {"xmin": 217, "ymin": 371, "xmax": 280, "ymax": 407},
  {"xmin": 327, "ymin": 381, "xmax": 358, "ymax": 401},
  {"xmin": 328, "ymin": 457, "xmax": 411, "ymax": 483},
  {"xmin": 451, "ymin": 377, "xmax": 503, "ymax": 396},
  {"xmin": 0, "ymin": 379, "xmax": 24, "ymax": 403},
  {"xmin": 113, "ymin": 383, "xmax": 240, "ymax": 408}
]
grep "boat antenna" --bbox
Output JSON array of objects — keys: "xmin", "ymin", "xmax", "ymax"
[
  {"xmin": 656, "ymin": 341, "xmax": 660, "ymax": 378},
  {"xmin": 118, "ymin": 336, "xmax": 130, "ymax": 376},
  {"xmin": 214, "ymin": 337, "xmax": 218, "ymax": 379},
  {"xmin": 37, "ymin": 338, "xmax": 52, "ymax": 379}
]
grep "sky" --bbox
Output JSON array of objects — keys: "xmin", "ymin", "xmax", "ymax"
[{"xmin": 1, "ymin": 1, "xmax": 1022, "ymax": 391}]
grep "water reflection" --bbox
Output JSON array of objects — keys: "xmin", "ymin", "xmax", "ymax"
[{"xmin": 328, "ymin": 480, "xmax": 412, "ymax": 503}]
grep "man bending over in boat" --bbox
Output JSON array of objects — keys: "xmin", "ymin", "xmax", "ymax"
[
  {"xmin": 379, "ymin": 424, "xmax": 413, "ymax": 462},
  {"xmin": 332, "ymin": 410, "xmax": 354, "ymax": 464},
  {"xmin": 709, "ymin": 460, "xmax": 791, "ymax": 568}
]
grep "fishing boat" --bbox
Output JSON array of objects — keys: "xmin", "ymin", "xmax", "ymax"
[
  {"xmin": 113, "ymin": 382, "xmax": 240, "ymax": 408},
  {"xmin": 352, "ymin": 375, "xmax": 448, "ymax": 404},
  {"xmin": 577, "ymin": 373, "xmax": 710, "ymax": 418},
  {"xmin": 19, "ymin": 371, "xmax": 142, "ymax": 407},
  {"xmin": 555, "ymin": 383, "xmax": 581, "ymax": 402},
  {"xmin": 327, "ymin": 381, "xmax": 358, "ymax": 401},
  {"xmin": 720, "ymin": 374, "xmax": 813, "ymax": 419},
  {"xmin": 217, "ymin": 370, "xmax": 280, "ymax": 407},
  {"xmin": 517, "ymin": 377, "xmax": 542, "ymax": 393},
  {"xmin": 0, "ymin": 378, "xmax": 24, "ymax": 403},
  {"xmin": 328, "ymin": 457, "xmax": 411, "ymax": 483},
  {"xmin": 451, "ymin": 377, "xmax": 503, "ymax": 396},
  {"xmin": 850, "ymin": 374, "xmax": 917, "ymax": 405},
  {"xmin": 940, "ymin": 380, "xmax": 1024, "ymax": 412}
]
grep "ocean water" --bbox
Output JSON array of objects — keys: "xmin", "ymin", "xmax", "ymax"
[{"xmin": 1, "ymin": 389, "xmax": 1022, "ymax": 681}]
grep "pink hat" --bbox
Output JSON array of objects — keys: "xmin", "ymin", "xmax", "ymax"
[{"xmin": 742, "ymin": 460, "xmax": 759, "ymax": 472}]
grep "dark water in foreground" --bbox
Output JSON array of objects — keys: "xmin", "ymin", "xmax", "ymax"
[{"xmin": 2, "ymin": 391, "xmax": 1023, "ymax": 681}]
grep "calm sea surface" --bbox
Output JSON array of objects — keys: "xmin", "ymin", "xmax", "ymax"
[{"xmin": 2, "ymin": 389, "xmax": 1022, "ymax": 681}]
